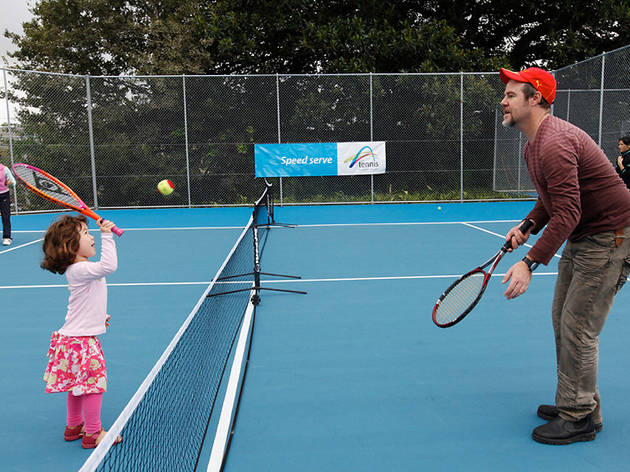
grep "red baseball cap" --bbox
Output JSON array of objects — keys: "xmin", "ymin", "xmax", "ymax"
[{"xmin": 500, "ymin": 67, "xmax": 556, "ymax": 104}]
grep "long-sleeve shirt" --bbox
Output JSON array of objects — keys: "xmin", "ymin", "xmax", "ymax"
[
  {"xmin": 0, "ymin": 164, "xmax": 15, "ymax": 194},
  {"xmin": 524, "ymin": 115, "xmax": 630, "ymax": 265},
  {"xmin": 58, "ymin": 233, "xmax": 118, "ymax": 336}
]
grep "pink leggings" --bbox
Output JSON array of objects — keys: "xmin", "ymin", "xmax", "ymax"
[{"xmin": 67, "ymin": 392, "xmax": 103, "ymax": 434}]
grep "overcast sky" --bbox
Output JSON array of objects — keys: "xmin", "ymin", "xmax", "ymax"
[{"xmin": 0, "ymin": 0, "xmax": 34, "ymax": 65}]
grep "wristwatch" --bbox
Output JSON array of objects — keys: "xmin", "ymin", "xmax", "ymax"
[{"xmin": 522, "ymin": 256, "xmax": 539, "ymax": 272}]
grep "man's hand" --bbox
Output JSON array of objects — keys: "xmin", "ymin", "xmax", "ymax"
[
  {"xmin": 504, "ymin": 221, "xmax": 532, "ymax": 252},
  {"xmin": 502, "ymin": 261, "xmax": 532, "ymax": 299}
]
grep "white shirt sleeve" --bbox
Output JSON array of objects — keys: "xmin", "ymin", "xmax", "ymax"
[
  {"xmin": 68, "ymin": 233, "xmax": 118, "ymax": 282},
  {"xmin": 3, "ymin": 165, "xmax": 16, "ymax": 185}
]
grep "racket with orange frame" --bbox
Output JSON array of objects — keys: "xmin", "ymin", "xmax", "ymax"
[{"xmin": 12, "ymin": 163, "xmax": 124, "ymax": 237}]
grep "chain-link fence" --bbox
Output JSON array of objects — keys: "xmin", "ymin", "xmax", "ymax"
[{"xmin": 2, "ymin": 45, "xmax": 629, "ymax": 211}]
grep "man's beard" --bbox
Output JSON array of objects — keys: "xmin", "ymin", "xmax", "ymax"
[{"xmin": 502, "ymin": 114, "xmax": 514, "ymax": 128}]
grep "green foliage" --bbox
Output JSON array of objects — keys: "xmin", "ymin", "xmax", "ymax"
[
  {"xmin": 279, "ymin": 188, "xmax": 530, "ymax": 204},
  {"xmin": 3, "ymin": 1, "xmax": 628, "ymax": 208}
]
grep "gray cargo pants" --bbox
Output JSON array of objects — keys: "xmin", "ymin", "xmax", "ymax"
[{"xmin": 552, "ymin": 226, "xmax": 630, "ymax": 422}]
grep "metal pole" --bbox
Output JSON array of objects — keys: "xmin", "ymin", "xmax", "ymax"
[
  {"xmin": 598, "ymin": 53, "xmax": 606, "ymax": 146},
  {"xmin": 460, "ymin": 72, "xmax": 464, "ymax": 202},
  {"xmin": 182, "ymin": 75, "xmax": 192, "ymax": 207},
  {"xmin": 370, "ymin": 72, "xmax": 374, "ymax": 204},
  {"xmin": 3, "ymin": 69, "xmax": 18, "ymax": 213},
  {"xmin": 85, "ymin": 76, "xmax": 98, "ymax": 208},
  {"xmin": 493, "ymin": 108, "xmax": 497, "ymax": 192},
  {"xmin": 566, "ymin": 90, "xmax": 571, "ymax": 122},
  {"xmin": 517, "ymin": 133, "xmax": 522, "ymax": 192},
  {"xmin": 276, "ymin": 73, "xmax": 283, "ymax": 205},
  {"xmin": 518, "ymin": 132, "xmax": 523, "ymax": 191}
]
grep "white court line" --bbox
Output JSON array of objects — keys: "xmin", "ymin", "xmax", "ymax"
[
  {"xmin": 0, "ymin": 238, "xmax": 44, "ymax": 254},
  {"xmin": 11, "ymin": 225, "xmax": 246, "ymax": 233},
  {"xmin": 207, "ymin": 297, "xmax": 255, "ymax": 472},
  {"xmin": 108, "ymin": 226, "xmax": 246, "ymax": 231},
  {"xmin": 0, "ymin": 273, "xmax": 560, "ymax": 290},
  {"xmin": 290, "ymin": 219, "xmax": 521, "ymax": 228},
  {"xmin": 7, "ymin": 219, "xmax": 521, "ymax": 236},
  {"xmin": 8, "ymin": 221, "xmax": 515, "ymax": 234},
  {"xmin": 462, "ymin": 222, "xmax": 562, "ymax": 259}
]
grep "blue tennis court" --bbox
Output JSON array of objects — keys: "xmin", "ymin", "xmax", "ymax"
[{"xmin": 2, "ymin": 199, "xmax": 630, "ymax": 471}]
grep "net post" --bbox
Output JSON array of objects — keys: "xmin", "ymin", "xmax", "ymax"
[
  {"xmin": 208, "ymin": 182, "xmax": 307, "ymax": 301},
  {"xmin": 85, "ymin": 75, "xmax": 98, "ymax": 209}
]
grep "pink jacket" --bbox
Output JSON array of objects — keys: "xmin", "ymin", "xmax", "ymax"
[{"xmin": 58, "ymin": 233, "xmax": 118, "ymax": 336}]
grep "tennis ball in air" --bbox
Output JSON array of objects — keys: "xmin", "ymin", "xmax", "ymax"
[
  {"xmin": 157, "ymin": 179, "xmax": 174, "ymax": 196},
  {"xmin": 437, "ymin": 206, "xmax": 442, "ymax": 210}
]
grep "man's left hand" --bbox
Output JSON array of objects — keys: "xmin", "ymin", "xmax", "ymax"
[{"xmin": 502, "ymin": 261, "xmax": 532, "ymax": 299}]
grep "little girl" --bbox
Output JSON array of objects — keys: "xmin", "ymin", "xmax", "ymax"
[{"xmin": 41, "ymin": 214, "xmax": 122, "ymax": 449}]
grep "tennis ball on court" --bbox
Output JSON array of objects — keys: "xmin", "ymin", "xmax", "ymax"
[
  {"xmin": 437, "ymin": 206, "xmax": 442, "ymax": 210},
  {"xmin": 157, "ymin": 179, "xmax": 174, "ymax": 196}
]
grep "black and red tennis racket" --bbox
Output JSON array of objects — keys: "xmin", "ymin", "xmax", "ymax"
[
  {"xmin": 432, "ymin": 219, "xmax": 532, "ymax": 328},
  {"xmin": 12, "ymin": 163, "xmax": 124, "ymax": 237}
]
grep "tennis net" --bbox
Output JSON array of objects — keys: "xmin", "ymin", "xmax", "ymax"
[{"xmin": 79, "ymin": 184, "xmax": 274, "ymax": 472}]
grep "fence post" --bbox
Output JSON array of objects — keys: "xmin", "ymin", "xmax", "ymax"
[
  {"xmin": 182, "ymin": 75, "xmax": 192, "ymax": 207},
  {"xmin": 370, "ymin": 72, "xmax": 374, "ymax": 203},
  {"xmin": 276, "ymin": 73, "xmax": 283, "ymax": 205},
  {"xmin": 460, "ymin": 72, "xmax": 464, "ymax": 202},
  {"xmin": 598, "ymin": 53, "xmax": 606, "ymax": 146},
  {"xmin": 3, "ymin": 68, "xmax": 18, "ymax": 213},
  {"xmin": 85, "ymin": 75, "xmax": 98, "ymax": 209}
]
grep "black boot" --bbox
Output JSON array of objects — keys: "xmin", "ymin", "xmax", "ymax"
[
  {"xmin": 537, "ymin": 404, "xmax": 602, "ymax": 432},
  {"xmin": 532, "ymin": 415, "xmax": 596, "ymax": 445}
]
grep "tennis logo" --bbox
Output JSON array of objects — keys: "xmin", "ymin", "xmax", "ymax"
[
  {"xmin": 30, "ymin": 169, "xmax": 73, "ymax": 200},
  {"xmin": 344, "ymin": 145, "xmax": 378, "ymax": 169},
  {"xmin": 337, "ymin": 142, "xmax": 386, "ymax": 175}
]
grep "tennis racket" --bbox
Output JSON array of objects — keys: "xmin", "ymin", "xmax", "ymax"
[
  {"xmin": 12, "ymin": 163, "xmax": 124, "ymax": 237},
  {"xmin": 432, "ymin": 219, "xmax": 533, "ymax": 328}
]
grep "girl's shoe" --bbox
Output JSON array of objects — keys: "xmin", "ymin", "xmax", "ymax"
[
  {"xmin": 64, "ymin": 423, "xmax": 84, "ymax": 441},
  {"xmin": 81, "ymin": 429, "xmax": 122, "ymax": 449}
]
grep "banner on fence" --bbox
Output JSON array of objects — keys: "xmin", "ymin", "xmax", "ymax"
[{"xmin": 255, "ymin": 142, "xmax": 386, "ymax": 177}]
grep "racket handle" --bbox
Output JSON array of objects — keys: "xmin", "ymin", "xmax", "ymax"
[
  {"xmin": 503, "ymin": 219, "xmax": 533, "ymax": 250},
  {"xmin": 112, "ymin": 226, "xmax": 124, "ymax": 237},
  {"xmin": 519, "ymin": 219, "xmax": 533, "ymax": 233}
]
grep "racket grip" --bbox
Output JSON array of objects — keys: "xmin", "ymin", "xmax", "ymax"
[
  {"xmin": 503, "ymin": 219, "xmax": 533, "ymax": 250},
  {"xmin": 112, "ymin": 226, "xmax": 124, "ymax": 237},
  {"xmin": 519, "ymin": 219, "xmax": 533, "ymax": 233}
]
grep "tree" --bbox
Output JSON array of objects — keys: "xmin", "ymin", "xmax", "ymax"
[
  {"xmin": 422, "ymin": 0, "xmax": 630, "ymax": 69},
  {"xmin": 5, "ymin": 1, "xmax": 629, "ymax": 206},
  {"xmin": 6, "ymin": 0, "xmax": 500, "ymax": 75},
  {"xmin": 7, "ymin": 1, "xmax": 630, "ymax": 75}
]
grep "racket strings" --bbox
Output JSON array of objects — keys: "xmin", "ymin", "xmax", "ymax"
[
  {"xmin": 14, "ymin": 166, "xmax": 80, "ymax": 207},
  {"xmin": 434, "ymin": 273, "xmax": 485, "ymax": 325}
]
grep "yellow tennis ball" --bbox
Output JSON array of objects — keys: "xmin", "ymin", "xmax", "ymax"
[
  {"xmin": 157, "ymin": 179, "xmax": 174, "ymax": 196},
  {"xmin": 437, "ymin": 206, "xmax": 442, "ymax": 210}
]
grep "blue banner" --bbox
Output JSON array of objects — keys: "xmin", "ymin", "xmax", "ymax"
[
  {"xmin": 255, "ymin": 142, "xmax": 386, "ymax": 177},
  {"xmin": 255, "ymin": 143, "xmax": 338, "ymax": 177}
]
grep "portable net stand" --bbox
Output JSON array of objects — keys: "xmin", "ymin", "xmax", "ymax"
[{"xmin": 207, "ymin": 182, "xmax": 306, "ymax": 305}]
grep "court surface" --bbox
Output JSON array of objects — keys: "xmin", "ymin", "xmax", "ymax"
[{"xmin": 2, "ymin": 201, "xmax": 630, "ymax": 471}]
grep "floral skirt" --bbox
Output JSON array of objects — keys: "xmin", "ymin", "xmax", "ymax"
[{"xmin": 43, "ymin": 332, "xmax": 107, "ymax": 396}]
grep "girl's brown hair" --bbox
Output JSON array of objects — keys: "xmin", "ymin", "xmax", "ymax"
[{"xmin": 41, "ymin": 214, "xmax": 88, "ymax": 274}]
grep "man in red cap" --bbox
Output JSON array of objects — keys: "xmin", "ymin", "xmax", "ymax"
[{"xmin": 499, "ymin": 67, "xmax": 630, "ymax": 444}]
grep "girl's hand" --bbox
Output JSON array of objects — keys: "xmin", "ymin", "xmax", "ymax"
[{"xmin": 97, "ymin": 219, "xmax": 116, "ymax": 233}]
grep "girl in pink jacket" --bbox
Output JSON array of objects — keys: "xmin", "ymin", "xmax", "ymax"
[{"xmin": 41, "ymin": 214, "xmax": 122, "ymax": 449}]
